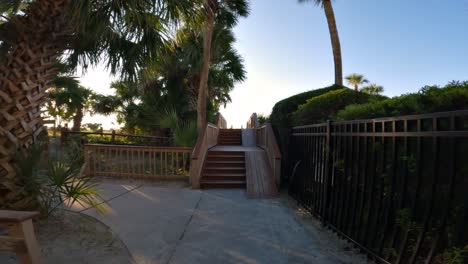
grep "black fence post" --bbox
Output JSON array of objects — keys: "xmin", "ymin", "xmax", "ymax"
[{"xmin": 322, "ymin": 120, "xmax": 333, "ymax": 225}]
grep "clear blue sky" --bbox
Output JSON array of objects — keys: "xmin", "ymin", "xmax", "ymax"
[{"xmin": 81, "ymin": 0, "xmax": 468, "ymax": 129}]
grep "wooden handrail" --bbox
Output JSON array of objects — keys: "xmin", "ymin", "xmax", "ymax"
[
  {"xmin": 247, "ymin": 113, "xmax": 259, "ymax": 129},
  {"xmin": 255, "ymin": 123, "xmax": 282, "ymax": 185},
  {"xmin": 190, "ymin": 123, "xmax": 219, "ymax": 188},
  {"xmin": 191, "ymin": 123, "xmax": 217, "ymax": 159}
]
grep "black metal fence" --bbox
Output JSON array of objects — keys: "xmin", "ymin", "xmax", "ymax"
[{"xmin": 287, "ymin": 110, "xmax": 468, "ymax": 264}]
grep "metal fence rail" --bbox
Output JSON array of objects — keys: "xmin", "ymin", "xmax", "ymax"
[{"xmin": 288, "ymin": 110, "xmax": 468, "ymax": 264}]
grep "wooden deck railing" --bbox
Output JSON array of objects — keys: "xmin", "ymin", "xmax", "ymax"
[
  {"xmin": 246, "ymin": 113, "xmax": 259, "ymax": 129},
  {"xmin": 215, "ymin": 113, "xmax": 227, "ymax": 129},
  {"xmin": 189, "ymin": 123, "xmax": 219, "ymax": 188},
  {"xmin": 62, "ymin": 131, "xmax": 171, "ymax": 146},
  {"xmin": 83, "ymin": 144, "xmax": 192, "ymax": 180},
  {"xmin": 256, "ymin": 124, "xmax": 282, "ymax": 185}
]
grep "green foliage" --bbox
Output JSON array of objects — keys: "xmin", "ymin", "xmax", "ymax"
[
  {"xmin": 336, "ymin": 81, "xmax": 468, "ymax": 120},
  {"xmin": 292, "ymin": 88, "xmax": 383, "ymax": 126},
  {"xmin": 2, "ymin": 141, "xmax": 105, "ymax": 216},
  {"xmin": 345, "ymin": 73, "xmax": 369, "ymax": 90},
  {"xmin": 83, "ymin": 123, "xmax": 103, "ymax": 132},
  {"xmin": 174, "ymin": 121, "xmax": 198, "ymax": 147},
  {"xmin": 361, "ymin": 83, "xmax": 384, "ymax": 95},
  {"xmin": 442, "ymin": 246, "xmax": 468, "ymax": 264},
  {"xmin": 270, "ymin": 84, "xmax": 345, "ymax": 128},
  {"xmin": 160, "ymin": 109, "xmax": 198, "ymax": 147},
  {"xmin": 257, "ymin": 114, "xmax": 270, "ymax": 126}
]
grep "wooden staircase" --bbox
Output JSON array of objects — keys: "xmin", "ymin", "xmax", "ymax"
[
  {"xmin": 218, "ymin": 129, "xmax": 242, "ymax": 145},
  {"xmin": 200, "ymin": 151, "xmax": 246, "ymax": 188}
]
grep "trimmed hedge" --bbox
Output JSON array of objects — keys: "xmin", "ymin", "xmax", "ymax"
[
  {"xmin": 270, "ymin": 84, "xmax": 345, "ymax": 128},
  {"xmin": 292, "ymin": 88, "xmax": 385, "ymax": 126},
  {"xmin": 336, "ymin": 81, "xmax": 468, "ymax": 121}
]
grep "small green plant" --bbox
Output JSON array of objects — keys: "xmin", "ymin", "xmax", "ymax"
[
  {"xmin": 2, "ymin": 141, "xmax": 106, "ymax": 216},
  {"xmin": 160, "ymin": 108, "xmax": 198, "ymax": 147},
  {"xmin": 442, "ymin": 246, "xmax": 468, "ymax": 264}
]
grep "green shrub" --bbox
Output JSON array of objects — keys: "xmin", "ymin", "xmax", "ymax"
[
  {"xmin": 270, "ymin": 84, "xmax": 345, "ymax": 128},
  {"xmin": 292, "ymin": 88, "xmax": 384, "ymax": 126},
  {"xmin": 336, "ymin": 81, "xmax": 468, "ymax": 121}
]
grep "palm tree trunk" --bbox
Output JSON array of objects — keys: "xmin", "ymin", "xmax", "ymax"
[
  {"xmin": 197, "ymin": 0, "xmax": 215, "ymax": 131},
  {"xmin": 0, "ymin": 0, "xmax": 69, "ymax": 206},
  {"xmin": 354, "ymin": 84, "xmax": 358, "ymax": 91},
  {"xmin": 72, "ymin": 109, "xmax": 84, "ymax": 131},
  {"xmin": 322, "ymin": 0, "xmax": 343, "ymax": 86}
]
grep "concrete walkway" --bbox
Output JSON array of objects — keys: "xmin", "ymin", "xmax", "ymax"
[{"xmin": 76, "ymin": 180, "xmax": 368, "ymax": 264}]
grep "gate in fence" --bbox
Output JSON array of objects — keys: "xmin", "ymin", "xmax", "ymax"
[{"xmin": 288, "ymin": 110, "xmax": 468, "ymax": 264}]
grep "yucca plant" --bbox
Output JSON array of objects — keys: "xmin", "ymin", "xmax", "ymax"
[
  {"xmin": 1, "ymin": 139, "xmax": 106, "ymax": 216},
  {"xmin": 44, "ymin": 161, "xmax": 106, "ymax": 216}
]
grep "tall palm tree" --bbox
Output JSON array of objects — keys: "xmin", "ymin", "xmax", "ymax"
[
  {"xmin": 345, "ymin": 73, "xmax": 369, "ymax": 91},
  {"xmin": 0, "ymin": 0, "xmax": 194, "ymax": 207},
  {"xmin": 300, "ymin": 0, "xmax": 343, "ymax": 85},
  {"xmin": 196, "ymin": 0, "xmax": 249, "ymax": 130},
  {"xmin": 361, "ymin": 83, "xmax": 384, "ymax": 95}
]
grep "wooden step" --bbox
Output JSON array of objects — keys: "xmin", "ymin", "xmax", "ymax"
[
  {"xmin": 204, "ymin": 167, "xmax": 246, "ymax": 174},
  {"xmin": 202, "ymin": 173, "xmax": 246, "ymax": 181},
  {"xmin": 206, "ymin": 155, "xmax": 245, "ymax": 161},
  {"xmin": 205, "ymin": 161, "xmax": 245, "ymax": 167},
  {"xmin": 207, "ymin": 151, "xmax": 245, "ymax": 156},
  {"xmin": 218, "ymin": 142, "xmax": 242, "ymax": 145},
  {"xmin": 200, "ymin": 180, "xmax": 246, "ymax": 189}
]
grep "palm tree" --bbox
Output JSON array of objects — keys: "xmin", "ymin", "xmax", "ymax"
[
  {"xmin": 102, "ymin": 24, "xmax": 246, "ymax": 135},
  {"xmin": 196, "ymin": 0, "xmax": 249, "ymax": 130},
  {"xmin": 0, "ymin": 0, "xmax": 194, "ymax": 206},
  {"xmin": 47, "ymin": 76, "xmax": 94, "ymax": 131},
  {"xmin": 345, "ymin": 73, "xmax": 369, "ymax": 91},
  {"xmin": 300, "ymin": 0, "xmax": 343, "ymax": 85},
  {"xmin": 361, "ymin": 83, "xmax": 384, "ymax": 95}
]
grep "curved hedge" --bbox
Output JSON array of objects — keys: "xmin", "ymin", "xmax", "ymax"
[
  {"xmin": 336, "ymin": 81, "xmax": 468, "ymax": 121},
  {"xmin": 292, "ymin": 88, "xmax": 384, "ymax": 126},
  {"xmin": 269, "ymin": 84, "xmax": 345, "ymax": 128}
]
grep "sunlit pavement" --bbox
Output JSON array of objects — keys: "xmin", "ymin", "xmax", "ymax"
[{"xmin": 78, "ymin": 179, "xmax": 368, "ymax": 264}]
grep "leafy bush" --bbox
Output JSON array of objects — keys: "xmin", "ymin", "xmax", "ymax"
[
  {"xmin": 270, "ymin": 84, "xmax": 345, "ymax": 128},
  {"xmin": 292, "ymin": 88, "xmax": 384, "ymax": 126},
  {"xmin": 160, "ymin": 108, "xmax": 198, "ymax": 147},
  {"xmin": 336, "ymin": 81, "xmax": 468, "ymax": 121}
]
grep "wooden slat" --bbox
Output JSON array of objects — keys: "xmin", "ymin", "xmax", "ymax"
[
  {"xmin": 0, "ymin": 211, "xmax": 39, "ymax": 223},
  {"xmin": 245, "ymin": 151, "xmax": 278, "ymax": 198},
  {"xmin": 0, "ymin": 236, "xmax": 26, "ymax": 251}
]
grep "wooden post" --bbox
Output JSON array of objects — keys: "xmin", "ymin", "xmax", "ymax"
[
  {"xmin": 0, "ymin": 210, "xmax": 42, "ymax": 264},
  {"xmin": 111, "ymin": 130, "xmax": 116, "ymax": 144}
]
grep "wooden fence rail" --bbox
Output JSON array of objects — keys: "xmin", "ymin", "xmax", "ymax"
[
  {"xmin": 83, "ymin": 144, "xmax": 192, "ymax": 180},
  {"xmin": 62, "ymin": 131, "xmax": 172, "ymax": 146}
]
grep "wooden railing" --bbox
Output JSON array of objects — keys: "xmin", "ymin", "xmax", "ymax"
[
  {"xmin": 246, "ymin": 113, "xmax": 259, "ymax": 129},
  {"xmin": 62, "ymin": 131, "xmax": 171, "ymax": 146},
  {"xmin": 215, "ymin": 113, "xmax": 227, "ymax": 129},
  {"xmin": 256, "ymin": 124, "xmax": 282, "ymax": 185},
  {"xmin": 83, "ymin": 144, "xmax": 192, "ymax": 180},
  {"xmin": 189, "ymin": 123, "xmax": 219, "ymax": 188}
]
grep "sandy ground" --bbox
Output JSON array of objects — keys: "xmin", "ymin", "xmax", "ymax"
[{"xmin": 0, "ymin": 209, "xmax": 132, "ymax": 264}]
